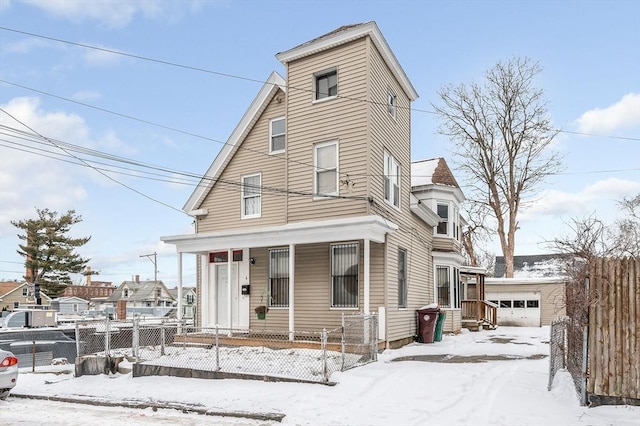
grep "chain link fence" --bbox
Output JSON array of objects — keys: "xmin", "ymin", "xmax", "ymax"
[
  {"xmin": 548, "ymin": 316, "xmax": 588, "ymax": 405},
  {"xmin": 76, "ymin": 313, "xmax": 378, "ymax": 383}
]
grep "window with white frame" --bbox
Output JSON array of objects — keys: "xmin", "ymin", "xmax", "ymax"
[
  {"xmin": 453, "ymin": 206, "xmax": 459, "ymax": 240},
  {"xmin": 22, "ymin": 287, "xmax": 28, "ymax": 296},
  {"xmin": 437, "ymin": 203, "xmax": 449, "ymax": 235},
  {"xmin": 314, "ymin": 68, "xmax": 337, "ymax": 100},
  {"xmin": 398, "ymin": 249, "xmax": 407, "ymax": 308},
  {"xmin": 331, "ymin": 243, "xmax": 358, "ymax": 308},
  {"xmin": 269, "ymin": 248, "xmax": 289, "ymax": 307},
  {"xmin": 241, "ymin": 173, "xmax": 261, "ymax": 218},
  {"xmin": 436, "ymin": 265, "xmax": 450, "ymax": 308},
  {"xmin": 387, "ymin": 91, "xmax": 397, "ymax": 117},
  {"xmin": 269, "ymin": 117, "xmax": 285, "ymax": 153},
  {"xmin": 384, "ymin": 151, "xmax": 401, "ymax": 208},
  {"xmin": 314, "ymin": 141, "xmax": 338, "ymax": 196}
]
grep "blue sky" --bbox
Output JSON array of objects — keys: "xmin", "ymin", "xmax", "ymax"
[{"xmin": 0, "ymin": 0, "xmax": 638, "ymax": 287}]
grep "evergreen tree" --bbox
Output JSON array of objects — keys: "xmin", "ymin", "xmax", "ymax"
[{"xmin": 11, "ymin": 208, "xmax": 94, "ymax": 299}]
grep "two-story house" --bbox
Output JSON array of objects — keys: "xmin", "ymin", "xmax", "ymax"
[{"xmin": 162, "ymin": 22, "xmax": 474, "ymax": 348}]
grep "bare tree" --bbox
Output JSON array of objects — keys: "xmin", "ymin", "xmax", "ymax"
[
  {"xmin": 609, "ymin": 193, "xmax": 640, "ymax": 257},
  {"xmin": 460, "ymin": 200, "xmax": 494, "ymax": 271},
  {"xmin": 434, "ymin": 57, "xmax": 562, "ymax": 277}
]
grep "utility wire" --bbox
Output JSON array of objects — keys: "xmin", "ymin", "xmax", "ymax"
[{"xmin": 0, "ymin": 26, "xmax": 638, "ymax": 142}]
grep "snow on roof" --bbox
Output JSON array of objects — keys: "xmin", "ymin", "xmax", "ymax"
[{"xmin": 411, "ymin": 159, "xmax": 439, "ymax": 186}]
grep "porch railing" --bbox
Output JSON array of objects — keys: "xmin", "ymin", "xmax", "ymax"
[{"xmin": 461, "ymin": 300, "xmax": 497, "ymax": 326}]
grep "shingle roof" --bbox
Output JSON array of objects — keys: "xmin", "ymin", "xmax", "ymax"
[
  {"xmin": 412, "ymin": 158, "xmax": 460, "ymax": 188},
  {"xmin": 107, "ymin": 280, "xmax": 175, "ymax": 303}
]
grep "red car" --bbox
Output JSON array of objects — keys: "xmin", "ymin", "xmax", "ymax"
[{"xmin": 0, "ymin": 349, "xmax": 19, "ymax": 400}]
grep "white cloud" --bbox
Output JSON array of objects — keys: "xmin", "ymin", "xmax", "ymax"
[
  {"xmin": 573, "ymin": 93, "xmax": 640, "ymax": 134},
  {"xmin": 0, "ymin": 0, "xmax": 11, "ymax": 12},
  {"xmin": 520, "ymin": 178, "xmax": 640, "ymax": 221},
  {"xmin": 19, "ymin": 0, "xmax": 210, "ymax": 28},
  {"xmin": 72, "ymin": 90, "xmax": 102, "ymax": 102}
]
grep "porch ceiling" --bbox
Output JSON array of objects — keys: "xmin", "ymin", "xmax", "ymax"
[{"xmin": 161, "ymin": 215, "xmax": 398, "ymax": 254}]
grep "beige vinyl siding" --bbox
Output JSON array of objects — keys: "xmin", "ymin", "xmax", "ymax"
[
  {"xmin": 485, "ymin": 282, "xmax": 566, "ymax": 325},
  {"xmin": 363, "ymin": 39, "xmax": 434, "ymax": 344},
  {"xmin": 440, "ymin": 308, "xmax": 462, "ymax": 333},
  {"xmin": 432, "ymin": 236, "xmax": 460, "ymax": 253},
  {"xmin": 197, "ymin": 92, "xmax": 287, "ymax": 233},
  {"xmin": 285, "ymin": 38, "xmax": 370, "ymax": 223}
]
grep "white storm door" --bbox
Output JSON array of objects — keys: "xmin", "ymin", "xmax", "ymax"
[{"xmin": 216, "ymin": 263, "xmax": 239, "ymax": 328}]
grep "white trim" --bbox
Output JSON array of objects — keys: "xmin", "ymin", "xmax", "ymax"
[
  {"xmin": 409, "ymin": 194, "xmax": 440, "ymax": 226},
  {"xmin": 314, "ymin": 140, "xmax": 339, "ymax": 197},
  {"xmin": 183, "ymin": 71, "xmax": 286, "ymax": 213},
  {"xmin": 383, "ymin": 150, "xmax": 401, "ymax": 210},
  {"xmin": 275, "ymin": 22, "xmax": 418, "ymax": 101},
  {"xmin": 313, "ymin": 67, "xmax": 338, "ymax": 102},
  {"xmin": 188, "ymin": 208, "xmax": 208, "ymax": 217},
  {"xmin": 162, "ymin": 215, "xmax": 398, "ymax": 254}
]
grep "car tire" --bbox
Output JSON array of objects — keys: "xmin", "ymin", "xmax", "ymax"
[{"xmin": 0, "ymin": 390, "xmax": 10, "ymax": 400}]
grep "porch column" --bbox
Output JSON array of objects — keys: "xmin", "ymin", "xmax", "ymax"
[
  {"xmin": 364, "ymin": 238, "xmax": 370, "ymax": 314},
  {"xmin": 289, "ymin": 243, "xmax": 295, "ymax": 341},
  {"xmin": 177, "ymin": 253, "xmax": 183, "ymax": 321},
  {"xmin": 227, "ymin": 248, "xmax": 233, "ymax": 333}
]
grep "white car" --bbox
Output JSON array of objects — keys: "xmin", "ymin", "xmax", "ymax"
[{"xmin": 0, "ymin": 348, "xmax": 19, "ymax": 399}]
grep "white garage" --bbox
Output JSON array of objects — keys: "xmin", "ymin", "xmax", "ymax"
[{"xmin": 486, "ymin": 291, "xmax": 541, "ymax": 327}]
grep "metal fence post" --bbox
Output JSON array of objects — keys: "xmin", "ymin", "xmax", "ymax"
[
  {"xmin": 371, "ymin": 314, "xmax": 377, "ymax": 362},
  {"xmin": 215, "ymin": 325, "xmax": 220, "ymax": 371},
  {"xmin": 341, "ymin": 313, "xmax": 346, "ymax": 371},
  {"xmin": 105, "ymin": 314, "xmax": 111, "ymax": 357},
  {"xmin": 160, "ymin": 322, "xmax": 166, "ymax": 356},
  {"xmin": 132, "ymin": 315, "xmax": 139, "ymax": 359},
  {"xmin": 322, "ymin": 328, "xmax": 328, "ymax": 382},
  {"xmin": 75, "ymin": 320, "xmax": 81, "ymax": 359}
]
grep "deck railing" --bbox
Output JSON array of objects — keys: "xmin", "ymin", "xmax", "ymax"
[{"xmin": 461, "ymin": 300, "xmax": 497, "ymax": 326}]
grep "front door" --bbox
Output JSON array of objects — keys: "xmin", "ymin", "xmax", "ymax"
[{"xmin": 215, "ymin": 263, "xmax": 239, "ymax": 328}]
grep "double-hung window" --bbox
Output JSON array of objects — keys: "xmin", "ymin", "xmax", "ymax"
[
  {"xmin": 331, "ymin": 243, "xmax": 358, "ymax": 308},
  {"xmin": 398, "ymin": 249, "xmax": 407, "ymax": 308},
  {"xmin": 269, "ymin": 248, "xmax": 289, "ymax": 307},
  {"xmin": 269, "ymin": 117, "xmax": 285, "ymax": 154},
  {"xmin": 241, "ymin": 173, "xmax": 261, "ymax": 218},
  {"xmin": 315, "ymin": 68, "xmax": 337, "ymax": 100},
  {"xmin": 436, "ymin": 265, "xmax": 450, "ymax": 308},
  {"xmin": 437, "ymin": 203, "xmax": 449, "ymax": 235},
  {"xmin": 314, "ymin": 141, "xmax": 338, "ymax": 196},
  {"xmin": 384, "ymin": 151, "xmax": 400, "ymax": 208},
  {"xmin": 387, "ymin": 91, "xmax": 397, "ymax": 118}
]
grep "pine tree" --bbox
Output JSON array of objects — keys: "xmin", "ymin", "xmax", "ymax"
[{"xmin": 11, "ymin": 208, "xmax": 94, "ymax": 299}]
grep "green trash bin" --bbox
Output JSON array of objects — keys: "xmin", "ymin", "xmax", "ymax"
[{"xmin": 434, "ymin": 311, "xmax": 446, "ymax": 342}]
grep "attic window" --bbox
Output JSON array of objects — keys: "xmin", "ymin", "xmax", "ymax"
[
  {"xmin": 387, "ymin": 91, "xmax": 397, "ymax": 117},
  {"xmin": 314, "ymin": 68, "xmax": 337, "ymax": 100},
  {"xmin": 269, "ymin": 117, "xmax": 285, "ymax": 154}
]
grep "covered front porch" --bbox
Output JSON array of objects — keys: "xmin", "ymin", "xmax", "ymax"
[{"xmin": 161, "ymin": 215, "xmax": 397, "ymax": 342}]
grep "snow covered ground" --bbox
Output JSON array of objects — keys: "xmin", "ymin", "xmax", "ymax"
[{"xmin": 2, "ymin": 326, "xmax": 638, "ymax": 425}]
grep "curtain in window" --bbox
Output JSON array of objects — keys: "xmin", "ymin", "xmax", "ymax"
[
  {"xmin": 436, "ymin": 265, "xmax": 450, "ymax": 307},
  {"xmin": 243, "ymin": 175, "xmax": 261, "ymax": 216},
  {"xmin": 316, "ymin": 144, "xmax": 337, "ymax": 194},
  {"xmin": 332, "ymin": 243, "xmax": 358, "ymax": 308},
  {"xmin": 269, "ymin": 248, "xmax": 289, "ymax": 307}
]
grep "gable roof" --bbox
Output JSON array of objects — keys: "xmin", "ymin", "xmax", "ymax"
[
  {"xmin": 494, "ymin": 254, "xmax": 575, "ymax": 278},
  {"xmin": 183, "ymin": 71, "xmax": 287, "ymax": 213},
  {"xmin": 411, "ymin": 158, "xmax": 460, "ymax": 188},
  {"xmin": 275, "ymin": 21, "xmax": 418, "ymax": 101},
  {"xmin": 0, "ymin": 281, "xmax": 22, "ymax": 298},
  {"xmin": 107, "ymin": 280, "xmax": 175, "ymax": 303}
]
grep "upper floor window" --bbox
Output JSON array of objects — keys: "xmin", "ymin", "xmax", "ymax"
[
  {"xmin": 156, "ymin": 288, "xmax": 162, "ymax": 298},
  {"xmin": 123, "ymin": 288, "xmax": 129, "ymax": 298},
  {"xmin": 398, "ymin": 249, "xmax": 407, "ymax": 308},
  {"xmin": 314, "ymin": 68, "xmax": 337, "ymax": 100},
  {"xmin": 241, "ymin": 173, "xmax": 261, "ymax": 218},
  {"xmin": 22, "ymin": 287, "xmax": 28, "ymax": 296},
  {"xmin": 186, "ymin": 293, "xmax": 195, "ymax": 304},
  {"xmin": 384, "ymin": 151, "xmax": 401, "ymax": 208},
  {"xmin": 269, "ymin": 248, "xmax": 289, "ymax": 307},
  {"xmin": 269, "ymin": 117, "xmax": 285, "ymax": 154},
  {"xmin": 437, "ymin": 203, "xmax": 449, "ymax": 235},
  {"xmin": 387, "ymin": 91, "xmax": 397, "ymax": 118},
  {"xmin": 331, "ymin": 243, "xmax": 359, "ymax": 308},
  {"xmin": 314, "ymin": 141, "xmax": 338, "ymax": 196}
]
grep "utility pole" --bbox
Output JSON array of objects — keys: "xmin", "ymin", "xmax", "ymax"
[{"xmin": 139, "ymin": 252, "xmax": 157, "ymax": 281}]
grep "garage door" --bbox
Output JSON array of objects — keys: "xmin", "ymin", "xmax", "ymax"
[{"xmin": 486, "ymin": 291, "xmax": 541, "ymax": 327}]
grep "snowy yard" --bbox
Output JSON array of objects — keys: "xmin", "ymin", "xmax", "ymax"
[{"xmin": 3, "ymin": 326, "xmax": 638, "ymax": 425}]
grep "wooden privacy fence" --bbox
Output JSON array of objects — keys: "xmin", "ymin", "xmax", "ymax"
[{"xmin": 587, "ymin": 257, "xmax": 639, "ymax": 405}]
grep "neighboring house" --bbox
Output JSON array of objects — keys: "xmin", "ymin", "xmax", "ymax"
[
  {"xmin": 63, "ymin": 281, "xmax": 116, "ymax": 300},
  {"xmin": 487, "ymin": 254, "xmax": 569, "ymax": 326},
  {"xmin": 169, "ymin": 287, "xmax": 197, "ymax": 319},
  {"xmin": 0, "ymin": 281, "xmax": 52, "ymax": 312},
  {"xmin": 161, "ymin": 22, "xmax": 473, "ymax": 348},
  {"xmin": 50, "ymin": 296, "xmax": 90, "ymax": 314},
  {"xmin": 106, "ymin": 277, "xmax": 176, "ymax": 309}
]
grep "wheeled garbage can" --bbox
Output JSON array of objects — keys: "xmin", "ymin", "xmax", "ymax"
[
  {"xmin": 434, "ymin": 311, "xmax": 447, "ymax": 342},
  {"xmin": 416, "ymin": 306, "xmax": 440, "ymax": 343}
]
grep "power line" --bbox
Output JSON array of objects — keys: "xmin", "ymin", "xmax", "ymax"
[{"xmin": 1, "ymin": 26, "xmax": 637, "ymax": 142}]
